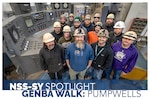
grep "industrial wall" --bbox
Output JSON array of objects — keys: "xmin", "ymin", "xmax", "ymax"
[{"xmin": 124, "ymin": 3, "xmax": 147, "ymax": 34}]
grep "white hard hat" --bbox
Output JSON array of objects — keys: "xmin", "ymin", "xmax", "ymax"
[
  {"xmin": 113, "ymin": 21, "xmax": 125, "ymax": 29},
  {"xmin": 73, "ymin": 28, "xmax": 85, "ymax": 36},
  {"xmin": 43, "ymin": 33, "xmax": 55, "ymax": 43},
  {"xmin": 123, "ymin": 31, "xmax": 137, "ymax": 40},
  {"xmin": 107, "ymin": 13, "xmax": 115, "ymax": 19},
  {"xmin": 53, "ymin": 22, "xmax": 61, "ymax": 27},
  {"xmin": 63, "ymin": 25, "xmax": 71, "ymax": 32}
]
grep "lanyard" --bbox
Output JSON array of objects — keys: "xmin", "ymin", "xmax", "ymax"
[{"xmin": 95, "ymin": 45, "xmax": 104, "ymax": 60}]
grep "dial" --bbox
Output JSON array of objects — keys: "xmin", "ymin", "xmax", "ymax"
[
  {"xmin": 54, "ymin": 3, "xmax": 60, "ymax": 9},
  {"xmin": 13, "ymin": 30, "xmax": 19, "ymax": 40},
  {"xmin": 63, "ymin": 3, "xmax": 68, "ymax": 9}
]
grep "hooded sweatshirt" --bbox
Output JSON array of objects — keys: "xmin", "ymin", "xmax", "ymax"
[{"xmin": 112, "ymin": 41, "xmax": 138, "ymax": 73}]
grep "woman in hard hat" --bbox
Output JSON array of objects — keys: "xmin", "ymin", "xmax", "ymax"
[
  {"xmin": 39, "ymin": 33, "xmax": 65, "ymax": 80},
  {"xmin": 106, "ymin": 31, "xmax": 138, "ymax": 79},
  {"xmin": 87, "ymin": 22, "xmax": 103, "ymax": 44}
]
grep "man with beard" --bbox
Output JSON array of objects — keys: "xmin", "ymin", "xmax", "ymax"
[
  {"xmin": 39, "ymin": 33, "xmax": 65, "ymax": 79},
  {"xmin": 71, "ymin": 17, "xmax": 87, "ymax": 35},
  {"xmin": 65, "ymin": 28, "xmax": 94, "ymax": 80},
  {"xmin": 88, "ymin": 22, "xmax": 103, "ymax": 44},
  {"xmin": 86, "ymin": 29, "xmax": 114, "ymax": 80},
  {"xmin": 106, "ymin": 31, "xmax": 138, "ymax": 79},
  {"xmin": 71, "ymin": 17, "xmax": 87, "ymax": 41},
  {"xmin": 82, "ymin": 14, "xmax": 94, "ymax": 33},
  {"xmin": 102, "ymin": 13, "xmax": 115, "ymax": 32}
]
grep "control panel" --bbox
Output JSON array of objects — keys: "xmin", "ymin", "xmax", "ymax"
[
  {"xmin": 22, "ymin": 12, "xmax": 49, "ymax": 36},
  {"xmin": 3, "ymin": 3, "xmax": 72, "ymax": 78},
  {"xmin": 3, "ymin": 11, "xmax": 54, "ymax": 77}
]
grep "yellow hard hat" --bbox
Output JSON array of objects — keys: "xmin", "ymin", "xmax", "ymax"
[
  {"xmin": 63, "ymin": 25, "xmax": 71, "ymax": 32},
  {"xmin": 107, "ymin": 13, "xmax": 115, "ymax": 19},
  {"xmin": 53, "ymin": 21, "xmax": 61, "ymax": 27},
  {"xmin": 97, "ymin": 29, "xmax": 109, "ymax": 38},
  {"xmin": 73, "ymin": 28, "xmax": 85, "ymax": 36},
  {"xmin": 43, "ymin": 33, "xmax": 55, "ymax": 43},
  {"xmin": 123, "ymin": 31, "xmax": 137, "ymax": 40}
]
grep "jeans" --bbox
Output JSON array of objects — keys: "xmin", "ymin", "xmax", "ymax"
[
  {"xmin": 105, "ymin": 67, "xmax": 122, "ymax": 80},
  {"xmin": 113, "ymin": 69, "xmax": 122, "ymax": 79},
  {"xmin": 86, "ymin": 67, "xmax": 103, "ymax": 80},
  {"xmin": 105, "ymin": 66, "xmax": 112, "ymax": 79},
  {"xmin": 48, "ymin": 68, "xmax": 65, "ymax": 80}
]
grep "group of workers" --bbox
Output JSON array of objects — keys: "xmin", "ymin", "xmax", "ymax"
[{"xmin": 39, "ymin": 12, "xmax": 138, "ymax": 80}]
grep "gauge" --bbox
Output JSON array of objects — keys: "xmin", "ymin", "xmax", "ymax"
[
  {"xmin": 13, "ymin": 30, "xmax": 19, "ymax": 40},
  {"xmin": 63, "ymin": 3, "xmax": 68, "ymax": 9},
  {"xmin": 54, "ymin": 3, "xmax": 60, "ymax": 9}
]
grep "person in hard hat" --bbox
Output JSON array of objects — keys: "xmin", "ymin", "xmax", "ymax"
[
  {"xmin": 82, "ymin": 14, "xmax": 94, "ymax": 33},
  {"xmin": 60, "ymin": 14, "xmax": 68, "ymax": 30},
  {"xmin": 51, "ymin": 21, "xmax": 63, "ymax": 42},
  {"xmin": 106, "ymin": 31, "xmax": 138, "ymax": 79},
  {"xmin": 39, "ymin": 33, "xmax": 65, "ymax": 79},
  {"xmin": 108, "ymin": 21, "xmax": 126, "ymax": 45},
  {"xmin": 65, "ymin": 28, "xmax": 94, "ymax": 80},
  {"xmin": 85, "ymin": 29, "xmax": 114, "ymax": 80},
  {"xmin": 71, "ymin": 17, "xmax": 88, "ymax": 41},
  {"xmin": 102, "ymin": 13, "xmax": 115, "ymax": 32},
  {"xmin": 92, "ymin": 13, "xmax": 101, "ymax": 26},
  {"xmin": 58, "ymin": 25, "xmax": 74, "ymax": 48},
  {"xmin": 87, "ymin": 22, "xmax": 103, "ymax": 44},
  {"xmin": 104, "ymin": 21, "xmax": 125, "ymax": 79},
  {"xmin": 67, "ymin": 13, "xmax": 74, "ymax": 27}
]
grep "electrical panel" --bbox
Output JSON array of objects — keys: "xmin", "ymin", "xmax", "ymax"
[{"xmin": 51, "ymin": 3, "xmax": 72, "ymax": 18}]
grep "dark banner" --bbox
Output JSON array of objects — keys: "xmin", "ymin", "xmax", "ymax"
[{"xmin": 3, "ymin": 80, "xmax": 147, "ymax": 90}]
